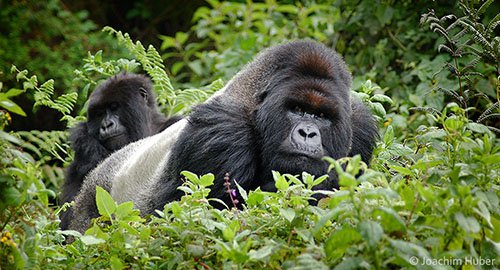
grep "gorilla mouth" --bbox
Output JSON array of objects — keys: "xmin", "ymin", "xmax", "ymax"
[
  {"xmin": 285, "ymin": 145, "xmax": 323, "ymax": 159},
  {"xmin": 101, "ymin": 132, "xmax": 125, "ymax": 141}
]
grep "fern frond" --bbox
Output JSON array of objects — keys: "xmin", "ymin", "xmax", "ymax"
[
  {"xmin": 477, "ymin": 0, "xmax": 493, "ymax": 16},
  {"xmin": 420, "ymin": 10, "xmax": 439, "ymax": 25},
  {"xmin": 487, "ymin": 13, "xmax": 500, "ymax": 33},
  {"xmin": 452, "ymin": 28, "xmax": 467, "ymax": 40},
  {"xmin": 478, "ymin": 102, "xmax": 499, "ymax": 123},
  {"xmin": 462, "ymin": 71, "xmax": 484, "ymax": 77},
  {"xmin": 11, "ymin": 66, "xmax": 78, "ymax": 119},
  {"xmin": 16, "ymin": 130, "xmax": 69, "ymax": 163},
  {"xmin": 459, "ymin": 20, "xmax": 494, "ymax": 51},
  {"xmin": 409, "ymin": 106, "xmax": 442, "ymax": 116},
  {"xmin": 103, "ymin": 27, "xmax": 177, "ymax": 109},
  {"xmin": 435, "ymin": 86, "xmax": 461, "ymax": 101},
  {"xmin": 61, "ymin": 115, "xmax": 86, "ymax": 128},
  {"xmin": 430, "ymin": 23, "xmax": 453, "ymax": 44},
  {"xmin": 437, "ymin": 44, "xmax": 454, "ymax": 55},
  {"xmin": 462, "ymin": 58, "xmax": 480, "ymax": 71},
  {"xmin": 439, "ymin": 14, "xmax": 456, "ymax": 23},
  {"xmin": 170, "ymin": 79, "xmax": 224, "ymax": 115}
]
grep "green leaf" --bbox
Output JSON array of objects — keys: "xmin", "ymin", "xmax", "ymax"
[
  {"xmin": 115, "ymin": 201, "xmax": 134, "ymax": 219},
  {"xmin": 302, "ymin": 172, "xmax": 314, "ymax": 186},
  {"xmin": 454, "ymin": 212, "xmax": 480, "ymax": 233},
  {"xmin": 110, "ymin": 256, "xmax": 125, "ymax": 270},
  {"xmin": 222, "ymin": 220, "xmax": 239, "ymax": 241},
  {"xmin": 339, "ymin": 173, "xmax": 357, "ymax": 187},
  {"xmin": 175, "ymin": 31, "xmax": 189, "ymax": 45},
  {"xmin": 234, "ymin": 180, "xmax": 248, "ymax": 201},
  {"xmin": 466, "ymin": 122, "xmax": 490, "ymax": 133},
  {"xmin": 273, "ymin": 171, "xmax": 289, "ymax": 190},
  {"xmin": 383, "ymin": 125, "xmax": 394, "ymax": 145},
  {"xmin": 187, "ymin": 244, "xmax": 205, "ymax": 257},
  {"xmin": 334, "ymin": 257, "xmax": 367, "ymax": 270},
  {"xmin": 482, "ymin": 154, "xmax": 500, "ymax": 165},
  {"xmin": 171, "ymin": 62, "xmax": 184, "ymax": 76},
  {"xmin": 199, "ymin": 173, "xmax": 214, "ymax": 187},
  {"xmin": 372, "ymin": 207, "xmax": 406, "ymax": 233},
  {"xmin": 246, "ymin": 189, "xmax": 265, "ymax": 206},
  {"xmin": 181, "ymin": 171, "xmax": 199, "ymax": 184},
  {"xmin": 371, "ymin": 102, "xmax": 387, "ymax": 117},
  {"xmin": 170, "ymin": 202, "xmax": 182, "ymax": 217},
  {"xmin": 95, "ymin": 186, "xmax": 116, "ymax": 218},
  {"xmin": 4, "ymin": 88, "xmax": 25, "ymax": 98},
  {"xmin": 4, "ymin": 187, "xmax": 23, "ymax": 206},
  {"xmin": 275, "ymin": 5, "xmax": 298, "ymax": 14},
  {"xmin": 159, "ymin": 35, "xmax": 176, "ymax": 50},
  {"xmin": 357, "ymin": 221, "xmax": 384, "ymax": 248},
  {"xmin": 15, "ymin": 69, "xmax": 28, "ymax": 81},
  {"xmin": 371, "ymin": 94, "xmax": 393, "ymax": 104},
  {"xmin": 325, "ymin": 226, "xmax": 362, "ymax": 260},
  {"xmin": 388, "ymin": 165, "xmax": 414, "ymax": 177},
  {"xmin": 249, "ymin": 245, "xmax": 274, "ymax": 261},
  {"xmin": 0, "ymin": 99, "xmax": 27, "ymax": 116},
  {"xmin": 80, "ymin": 235, "xmax": 106, "ymax": 245},
  {"xmin": 312, "ymin": 175, "xmax": 329, "ymax": 187},
  {"xmin": 280, "ymin": 208, "xmax": 296, "ymax": 223}
]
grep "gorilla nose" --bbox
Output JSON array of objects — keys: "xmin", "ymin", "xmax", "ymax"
[
  {"xmin": 291, "ymin": 122, "xmax": 322, "ymax": 148},
  {"xmin": 295, "ymin": 123, "xmax": 319, "ymax": 140},
  {"xmin": 101, "ymin": 120, "xmax": 115, "ymax": 132},
  {"xmin": 298, "ymin": 128, "xmax": 317, "ymax": 139}
]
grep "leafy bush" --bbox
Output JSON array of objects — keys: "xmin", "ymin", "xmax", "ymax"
[
  {"xmin": 421, "ymin": 1, "xmax": 500, "ymax": 131},
  {"xmin": 160, "ymin": 0, "xmax": 340, "ymax": 87},
  {"xmin": 0, "ymin": 0, "xmax": 128, "ymax": 130},
  {"xmin": 0, "ymin": 0, "xmax": 125, "ymax": 91}
]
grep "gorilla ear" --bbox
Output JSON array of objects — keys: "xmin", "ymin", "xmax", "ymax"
[{"xmin": 139, "ymin": 87, "xmax": 148, "ymax": 102}]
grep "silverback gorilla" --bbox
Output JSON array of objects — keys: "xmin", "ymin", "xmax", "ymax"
[
  {"xmin": 60, "ymin": 73, "xmax": 181, "ymax": 229},
  {"xmin": 69, "ymin": 41, "xmax": 378, "ymax": 233}
]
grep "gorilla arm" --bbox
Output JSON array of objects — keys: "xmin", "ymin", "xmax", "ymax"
[{"xmin": 61, "ymin": 122, "xmax": 111, "ymax": 205}]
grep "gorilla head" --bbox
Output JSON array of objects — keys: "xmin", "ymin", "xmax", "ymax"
[
  {"xmin": 85, "ymin": 74, "xmax": 158, "ymax": 151},
  {"xmin": 60, "ymin": 73, "xmax": 180, "ymax": 229},
  {"xmin": 252, "ymin": 44, "xmax": 355, "ymax": 186},
  {"xmin": 68, "ymin": 41, "xmax": 378, "ymax": 233}
]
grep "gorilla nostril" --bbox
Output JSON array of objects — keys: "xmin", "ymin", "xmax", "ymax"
[
  {"xmin": 298, "ymin": 129, "xmax": 307, "ymax": 138},
  {"xmin": 308, "ymin": 132, "xmax": 317, "ymax": 138},
  {"xmin": 102, "ymin": 120, "xmax": 115, "ymax": 131}
]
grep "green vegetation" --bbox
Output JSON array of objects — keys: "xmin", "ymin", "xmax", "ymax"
[{"xmin": 0, "ymin": 0, "xmax": 499, "ymax": 269}]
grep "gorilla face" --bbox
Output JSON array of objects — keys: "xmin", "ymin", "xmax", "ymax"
[
  {"xmin": 86, "ymin": 80, "xmax": 151, "ymax": 151},
  {"xmin": 255, "ymin": 77, "xmax": 353, "ymax": 187},
  {"xmin": 87, "ymin": 102, "xmax": 128, "ymax": 151}
]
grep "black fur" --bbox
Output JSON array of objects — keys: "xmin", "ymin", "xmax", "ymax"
[
  {"xmin": 60, "ymin": 73, "xmax": 181, "ymax": 229},
  {"xmin": 148, "ymin": 41, "xmax": 378, "ymax": 209}
]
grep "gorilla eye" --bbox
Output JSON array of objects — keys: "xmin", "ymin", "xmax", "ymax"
[
  {"xmin": 319, "ymin": 112, "xmax": 325, "ymax": 118},
  {"xmin": 109, "ymin": 103, "xmax": 119, "ymax": 111},
  {"xmin": 91, "ymin": 108, "xmax": 103, "ymax": 117},
  {"xmin": 294, "ymin": 106, "xmax": 304, "ymax": 114}
]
